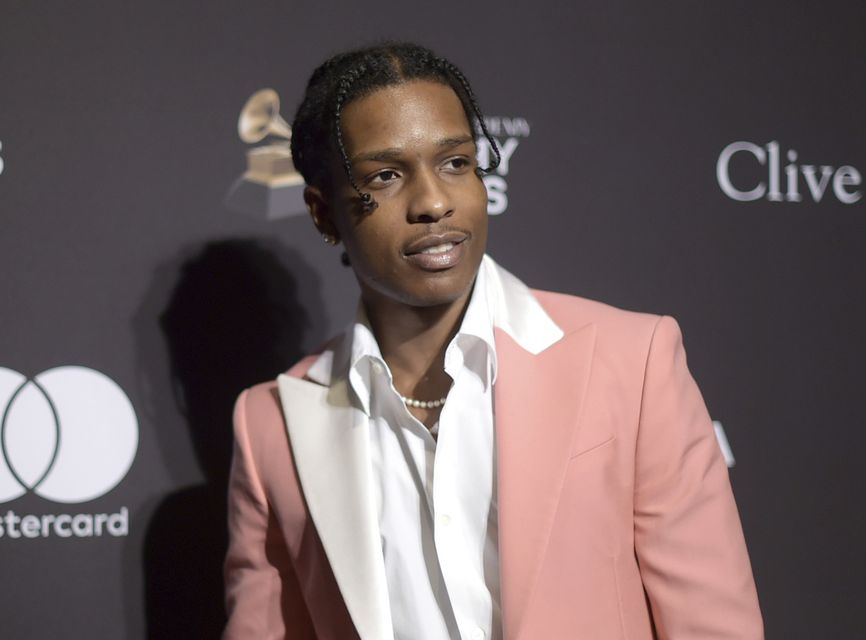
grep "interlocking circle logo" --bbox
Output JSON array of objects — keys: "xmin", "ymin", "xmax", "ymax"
[{"xmin": 0, "ymin": 366, "xmax": 138, "ymax": 504}]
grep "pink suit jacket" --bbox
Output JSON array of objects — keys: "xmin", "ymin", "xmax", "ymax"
[{"xmin": 223, "ymin": 290, "xmax": 764, "ymax": 639}]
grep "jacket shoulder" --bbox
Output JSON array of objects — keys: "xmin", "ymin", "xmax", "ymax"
[
  {"xmin": 238, "ymin": 331, "xmax": 344, "ymax": 428},
  {"xmin": 236, "ymin": 379, "xmax": 284, "ymax": 439},
  {"xmin": 532, "ymin": 288, "xmax": 664, "ymax": 342}
]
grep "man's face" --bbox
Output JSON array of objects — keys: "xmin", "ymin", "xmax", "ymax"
[{"xmin": 314, "ymin": 80, "xmax": 489, "ymax": 311}]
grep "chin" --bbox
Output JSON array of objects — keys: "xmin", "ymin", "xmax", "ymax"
[
  {"xmin": 364, "ymin": 270, "xmax": 474, "ymax": 310},
  {"xmin": 403, "ymin": 271, "xmax": 478, "ymax": 308}
]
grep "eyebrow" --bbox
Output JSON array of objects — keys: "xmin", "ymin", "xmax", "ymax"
[{"xmin": 350, "ymin": 135, "xmax": 475, "ymax": 163}]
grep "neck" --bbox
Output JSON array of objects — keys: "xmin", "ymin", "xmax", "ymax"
[{"xmin": 361, "ymin": 286, "xmax": 472, "ymax": 399}]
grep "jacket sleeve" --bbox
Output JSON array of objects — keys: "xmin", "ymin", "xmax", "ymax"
[
  {"xmin": 633, "ymin": 316, "xmax": 764, "ymax": 639},
  {"xmin": 223, "ymin": 389, "xmax": 316, "ymax": 640}
]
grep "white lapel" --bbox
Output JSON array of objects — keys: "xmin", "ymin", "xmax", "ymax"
[{"xmin": 277, "ymin": 373, "xmax": 393, "ymax": 640}]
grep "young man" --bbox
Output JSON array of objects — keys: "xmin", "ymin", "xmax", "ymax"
[{"xmin": 223, "ymin": 43, "xmax": 764, "ymax": 640}]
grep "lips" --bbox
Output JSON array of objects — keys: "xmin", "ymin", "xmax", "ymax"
[
  {"xmin": 402, "ymin": 231, "xmax": 469, "ymax": 271},
  {"xmin": 403, "ymin": 231, "xmax": 468, "ymax": 256}
]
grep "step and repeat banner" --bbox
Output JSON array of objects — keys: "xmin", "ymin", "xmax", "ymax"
[{"xmin": 1, "ymin": 2, "xmax": 863, "ymax": 638}]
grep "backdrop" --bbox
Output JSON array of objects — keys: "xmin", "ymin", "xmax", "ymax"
[{"xmin": 1, "ymin": 2, "xmax": 863, "ymax": 638}]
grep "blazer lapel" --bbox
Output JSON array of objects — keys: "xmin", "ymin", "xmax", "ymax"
[
  {"xmin": 277, "ymin": 373, "xmax": 393, "ymax": 640},
  {"xmin": 494, "ymin": 323, "xmax": 597, "ymax": 640}
]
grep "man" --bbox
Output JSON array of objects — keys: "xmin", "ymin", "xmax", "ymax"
[{"xmin": 223, "ymin": 42, "xmax": 764, "ymax": 639}]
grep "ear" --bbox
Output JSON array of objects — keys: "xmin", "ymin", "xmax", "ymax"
[{"xmin": 304, "ymin": 186, "xmax": 340, "ymax": 243}]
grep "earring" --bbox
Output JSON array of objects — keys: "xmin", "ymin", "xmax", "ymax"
[{"xmin": 322, "ymin": 233, "xmax": 337, "ymax": 245}]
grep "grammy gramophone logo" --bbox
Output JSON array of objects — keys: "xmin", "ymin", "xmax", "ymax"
[{"xmin": 224, "ymin": 88, "xmax": 306, "ymax": 220}]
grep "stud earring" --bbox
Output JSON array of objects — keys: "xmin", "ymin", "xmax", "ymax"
[{"xmin": 322, "ymin": 233, "xmax": 337, "ymax": 245}]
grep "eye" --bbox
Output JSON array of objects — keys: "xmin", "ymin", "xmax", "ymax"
[
  {"xmin": 367, "ymin": 169, "xmax": 400, "ymax": 186},
  {"xmin": 442, "ymin": 156, "xmax": 473, "ymax": 172}
]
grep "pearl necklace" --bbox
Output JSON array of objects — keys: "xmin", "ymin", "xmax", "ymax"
[{"xmin": 400, "ymin": 394, "xmax": 447, "ymax": 409}]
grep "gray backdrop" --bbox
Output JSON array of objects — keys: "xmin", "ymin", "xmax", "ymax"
[{"xmin": 1, "ymin": 1, "xmax": 863, "ymax": 638}]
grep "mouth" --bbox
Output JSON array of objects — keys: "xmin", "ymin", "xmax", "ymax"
[
  {"xmin": 418, "ymin": 242, "xmax": 457, "ymax": 255},
  {"xmin": 402, "ymin": 231, "xmax": 469, "ymax": 271}
]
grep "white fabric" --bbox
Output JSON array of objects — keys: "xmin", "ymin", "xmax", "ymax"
[
  {"xmin": 306, "ymin": 255, "xmax": 563, "ymax": 640},
  {"xmin": 276, "ymin": 374, "xmax": 395, "ymax": 640}
]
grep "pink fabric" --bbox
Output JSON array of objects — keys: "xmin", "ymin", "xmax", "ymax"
[{"xmin": 223, "ymin": 291, "xmax": 763, "ymax": 639}]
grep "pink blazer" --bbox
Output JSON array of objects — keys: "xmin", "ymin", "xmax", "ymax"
[{"xmin": 223, "ymin": 290, "xmax": 764, "ymax": 639}]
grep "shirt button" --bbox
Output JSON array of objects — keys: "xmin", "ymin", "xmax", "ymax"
[
  {"xmin": 439, "ymin": 513, "xmax": 451, "ymax": 527},
  {"xmin": 372, "ymin": 362, "xmax": 384, "ymax": 374},
  {"xmin": 470, "ymin": 628, "xmax": 485, "ymax": 640}
]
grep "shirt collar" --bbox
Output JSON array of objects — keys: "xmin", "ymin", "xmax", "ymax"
[
  {"xmin": 346, "ymin": 307, "xmax": 386, "ymax": 416},
  {"xmin": 443, "ymin": 258, "xmax": 497, "ymax": 389},
  {"xmin": 305, "ymin": 254, "xmax": 563, "ymax": 407},
  {"xmin": 479, "ymin": 254, "xmax": 564, "ymax": 355}
]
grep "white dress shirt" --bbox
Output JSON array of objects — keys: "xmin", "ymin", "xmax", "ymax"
[{"xmin": 306, "ymin": 255, "xmax": 563, "ymax": 640}]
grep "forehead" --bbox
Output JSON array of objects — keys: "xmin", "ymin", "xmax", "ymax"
[{"xmin": 340, "ymin": 80, "xmax": 473, "ymax": 154}]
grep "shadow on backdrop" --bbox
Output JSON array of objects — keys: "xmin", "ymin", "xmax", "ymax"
[{"xmin": 135, "ymin": 238, "xmax": 323, "ymax": 639}]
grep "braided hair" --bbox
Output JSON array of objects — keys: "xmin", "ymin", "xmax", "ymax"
[{"xmin": 290, "ymin": 42, "xmax": 501, "ymax": 212}]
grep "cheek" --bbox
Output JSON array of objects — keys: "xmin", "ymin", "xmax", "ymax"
[
  {"xmin": 471, "ymin": 180, "xmax": 490, "ymax": 216},
  {"xmin": 342, "ymin": 222, "xmax": 400, "ymax": 279},
  {"xmin": 467, "ymin": 187, "xmax": 489, "ymax": 241}
]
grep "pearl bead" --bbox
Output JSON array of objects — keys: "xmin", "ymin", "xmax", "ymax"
[{"xmin": 400, "ymin": 393, "xmax": 448, "ymax": 409}]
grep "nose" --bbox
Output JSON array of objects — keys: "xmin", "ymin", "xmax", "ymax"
[{"xmin": 406, "ymin": 168, "xmax": 453, "ymax": 223}]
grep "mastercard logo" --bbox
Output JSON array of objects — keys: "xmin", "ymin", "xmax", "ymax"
[{"xmin": 0, "ymin": 366, "xmax": 138, "ymax": 504}]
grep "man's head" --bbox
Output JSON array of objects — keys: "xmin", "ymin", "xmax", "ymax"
[{"xmin": 291, "ymin": 43, "xmax": 501, "ymax": 311}]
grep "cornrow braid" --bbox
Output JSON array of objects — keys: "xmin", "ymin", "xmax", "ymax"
[
  {"xmin": 332, "ymin": 64, "xmax": 377, "ymax": 212},
  {"xmin": 431, "ymin": 57, "xmax": 501, "ymax": 176},
  {"xmin": 291, "ymin": 42, "xmax": 501, "ymax": 215}
]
